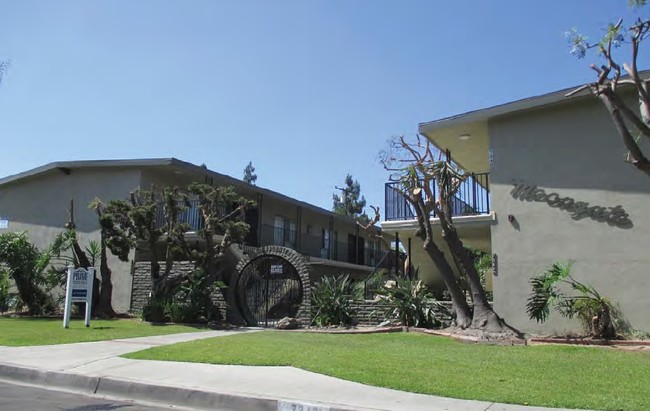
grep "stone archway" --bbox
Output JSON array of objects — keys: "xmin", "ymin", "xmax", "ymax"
[{"xmin": 235, "ymin": 246, "xmax": 311, "ymax": 327}]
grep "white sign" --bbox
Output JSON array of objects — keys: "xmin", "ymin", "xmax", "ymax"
[
  {"xmin": 270, "ymin": 264, "xmax": 283, "ymax": 275},
  {"xmin": 63, "ymin": 267, "xmax": 95, "ymax": 328},
  {"xmin": 0, "ymin": 219, "xmax": 8, "ymax": 229}
]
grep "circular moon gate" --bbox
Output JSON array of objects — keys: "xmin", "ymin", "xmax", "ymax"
[{"xmin": 236, "ymin": 254, "xmax": 303, "ymax": 327}]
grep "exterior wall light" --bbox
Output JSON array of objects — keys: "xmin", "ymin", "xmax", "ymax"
[{"xmin": 458, "ymin": 133, "xmax": 471, "ymax": 141}]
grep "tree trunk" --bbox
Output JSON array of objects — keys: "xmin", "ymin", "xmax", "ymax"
[
  {"xmin": 421, "ymin": 237, "xmax": 472, "ymax": 328},
  {"xmin": 94, "ymin": 239, "xmax": 116, "ymax": 318},
  {"xmin": 13, "ymin": 275, "xmax": 52, "ymax": 315},
  {"xmin": 409, "ymin": 192, "xmax": 472, "ymax": 328},
  {"xmin": 442, "ymin": 227, "xmax": 504, "ymax": 331},
  {"xmin": 598, "ymin": 90, "xmax": 650, "ymax": 178}
]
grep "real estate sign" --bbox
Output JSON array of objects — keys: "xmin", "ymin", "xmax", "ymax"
[{"xmin": 63, "ymin": 267, "xmax": 95, "ymax": 328}]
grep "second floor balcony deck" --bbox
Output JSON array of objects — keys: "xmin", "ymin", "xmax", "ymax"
[
  {"xmin": 154, "ymin": 201, "xmax": 385, "ymax": 268},
  {"xmin": 384, "ymin": 172, "xmax": 490, "ymax": 221}
]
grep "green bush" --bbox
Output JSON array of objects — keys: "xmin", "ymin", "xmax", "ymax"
[
  {"xmin": 0, "ymin": 271, "xmax": 10, "ymax": 313},
  {"xmin": 142, "ymin": 298, "xmax": 167, "ymax": 323},
  {"xmin": 375, "ymin": 279, "xmax": 445, "ymax": 328},
  {"xmin": 0, "ymin": 232, "xmax": 55, "ymax": 315},
  {"xmin": 165, "ymin": 300, "xmax": 200, "ymax": 324},
  {"xmin": 527, "ymin": 261, "xmax": 616, "ymax": 339},
  {"xmin": 311, "ymin": 275, "xmax": 362, "ymax": 326},
  {"xmin": 143, "ymin": 269, "xmax": 223, "ymax": 324},
  {"xmin": 168, "ymin": 269, "xmax": 222, "ymax": 323}
]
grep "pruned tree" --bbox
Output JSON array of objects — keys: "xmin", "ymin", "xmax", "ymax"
[
  {"xmin": 48, "ymin": 200, "xmax": 117, "ymax": 317},
  {"xmin": 98, "ymin": 186, "xmax": 189, "ymax": 307},
  {"xmin": 187, "ymin": 183, "xmax": 252, "ymax": 286},
  {"xmin": 567, "ymin": 1, "xmax": 650, "ymax": 178},
  {"xmin": 243, "ymin": 161, "xmax": 257, "ymax": 185},
  {"xmin": 88, "ymin": 199, "xmax": 118, "ymax": 317},
  {"xmin": 378, "ymin": 135, "xmax": 515, "ymax": 333},
  {"xmin": 333, "ymin": 174, "xmax": 369, "ymax": 224},
  {"xmin": 99, "ymin": 184, "xmax": 251, "ymax": 321}
]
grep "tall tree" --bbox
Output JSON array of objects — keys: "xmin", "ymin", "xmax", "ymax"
[
  {"xmin": 243, "ymin": 161, "xmax": 257, "ymax": 185},
  {"xmin": 332, "ymin": 174, "xmax": 369, "ymax": 223},
  {"xmin": 567, "ymin": 1, "xmax": 650, "ymax": 178},
  {"xmin": 378, "ymin": 136, "xmax": 516, "ymax": 334},
  {"xmin": 89, "ymin": 199, "xmax": 118, "ymax": 317}
]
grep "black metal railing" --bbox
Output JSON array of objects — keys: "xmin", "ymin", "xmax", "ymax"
[
  {"xmin": 384, "ymin": 172, "xmax": 490, "ymax": 221},
  {"xmin": 156, "ymin": 209, "xmax": 384, "ymax": 268},
  {"xmin": 155, "ymin": 199, "xmax": 204, "ymax": 232},
  {"xmin": 257, "ymin": 223, "xmax": 384, "ymax": 267},
  {"xmin": 362, "ymin": 249, "xmax": 406, "ymax": 299}
]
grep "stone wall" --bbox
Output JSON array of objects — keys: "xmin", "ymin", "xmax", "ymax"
[
  {"xmin": 352, "ymin": 300, "xmax": 454, "ymax": 327},
  {"xmin": 352, "ymin": 300, "xmax": 386, "ymax": 326},
  {"xmin": 130, "ymin": 261, "xmax": 227, "ymax": 317}
]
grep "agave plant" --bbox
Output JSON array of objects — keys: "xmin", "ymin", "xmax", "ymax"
[
  {"xmin": 311, "ymin": 274, "xmax": 362, "ymax": 326},
  {"xmin": 527, "ymin": 261, "xmax": 616, "ymax": 339},
  {"xmin": 375, "ymin": 278, "xmax": 446, "ymax": 328}
]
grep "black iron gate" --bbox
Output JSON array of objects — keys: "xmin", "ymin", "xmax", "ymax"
[{"xmin": 237, "ymin": 255, "xmax": 303, "ymax": 327}]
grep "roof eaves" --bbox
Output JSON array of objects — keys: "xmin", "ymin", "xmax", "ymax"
[
  {"xmin": 418, "ymin": 69, "xmax": 650, "ymax": 134},
  {"xmin": 418, "ymin": 84, "xmax": 592, "ymax": 134}
]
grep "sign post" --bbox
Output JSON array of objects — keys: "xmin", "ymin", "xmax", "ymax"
[{"xmin": 63, "ymin": 266, "xmax": 95, "ymax": 328}]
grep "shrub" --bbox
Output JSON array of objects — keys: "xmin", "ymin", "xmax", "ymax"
[
  {"xmin": 0, "ymin": 232, "xmax": 55, "ymax": 315},
  {"xmin": 143, "ymin": 269, "xmax": 223, "ymax": 324},
  {"xmin": 527, "ymin": 261, "xmax": 616, "ymax": 339},
  {"xmin": 0, "ymin": 271, "xmax": 9, "ymax": 313},
  {"xmin": 375, "ymin": 278, "xmax": 445, "ymax": 328},
  {"xmin": 142, "ymin": 298, "xmax": 167, "ymax": 323},
  {"xmin": 311, "ymin": 275, "xmax": 362, "ymax": 326},
  {"xmin": 165, "ymin": 300, "xmax": 200, "ymax": 324}
]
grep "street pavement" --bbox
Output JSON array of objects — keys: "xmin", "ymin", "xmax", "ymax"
[{"xmin": 0, "ymin": 329, "xmax": 590, "ymax": 411}]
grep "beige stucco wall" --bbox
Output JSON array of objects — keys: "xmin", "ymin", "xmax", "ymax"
[
  {"xmin": 384, "ymin": 223, "xmax": 492, "ymax": 292},
  {"xmin": 489, "ymin": 98, "xmax": 650, "ymax": 335},
  {"xmin": 0, "ymin": 168, "xmax": 142, "ymax": 313}
]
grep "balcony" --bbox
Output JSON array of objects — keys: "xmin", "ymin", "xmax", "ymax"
[
  {"xmin": 259, "ymin": 224, "xmax": 384, "ymax": 267},
  {"xmin": 384, "ymin": 172, "xmax": 490, "ymax": 221},
  {"xmin": 155, "ymin": 203, "xmax": 385, "ymax": 268}
]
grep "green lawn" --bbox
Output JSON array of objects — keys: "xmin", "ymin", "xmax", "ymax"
[
  {"xmin": 124, "ymin": 331, "xmax": 650, "ymax": 411},
  {"xmin": 0, "ymin": 317, "xmax": 209, "ymax": 346}
]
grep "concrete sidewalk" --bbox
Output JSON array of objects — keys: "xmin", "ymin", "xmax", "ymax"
[{"xmin": 0, "ymin": 329, "xmax": 586, "ymax": 411}]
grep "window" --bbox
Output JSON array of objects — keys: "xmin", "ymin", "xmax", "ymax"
[
  {"xmin": 274, "ymin": 216, "xmax": 296, "ymax": 248},
  {"xmin": 321, "ymin": 228, "xmax": 330, "ymax": 258}
]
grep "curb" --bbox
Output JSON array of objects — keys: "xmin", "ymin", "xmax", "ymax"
[{"xmin": 0, "ymin": 362, "xmax": 375, "ymax": 411}]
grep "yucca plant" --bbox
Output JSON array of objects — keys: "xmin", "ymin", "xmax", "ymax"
[
  {"xmin": 527, "ymin": 261, "xmax": 616, "ymax": 339},
  {"xmin": 375, "ymin": 278, "xmax": 446, "ymax": 328},
  {"xmin": 311, "ymin": 274, "xmax": 362, "ymax": 326}
]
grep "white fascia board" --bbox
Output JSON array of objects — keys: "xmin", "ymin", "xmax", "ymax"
[{"xmin": 380, "ymin": 211, "xmax": 496, "ymax": 232}]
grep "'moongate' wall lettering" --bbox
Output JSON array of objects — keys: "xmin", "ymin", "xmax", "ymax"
[{"xmin": 510, "ymin": 183, "xmax": 632, "ymax": 228}]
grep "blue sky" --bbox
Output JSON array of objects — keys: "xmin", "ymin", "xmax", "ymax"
[{"xmin": 0, "ymin": 1, "xmax": 647, "ymax": 213}]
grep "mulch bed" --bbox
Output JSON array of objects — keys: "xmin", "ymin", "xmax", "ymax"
[
  {"xmin": 287, "ymin": 325, "xmax": 649, "ymax": 349},
  {"xmin": 529, "ymin": 336, "xmax": 650, "ymax": 347}
]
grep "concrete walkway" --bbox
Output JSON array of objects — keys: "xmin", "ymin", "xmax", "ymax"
[{"xmin": 0, "ymin": 329, "xmax": 587, "ymax": 411}]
